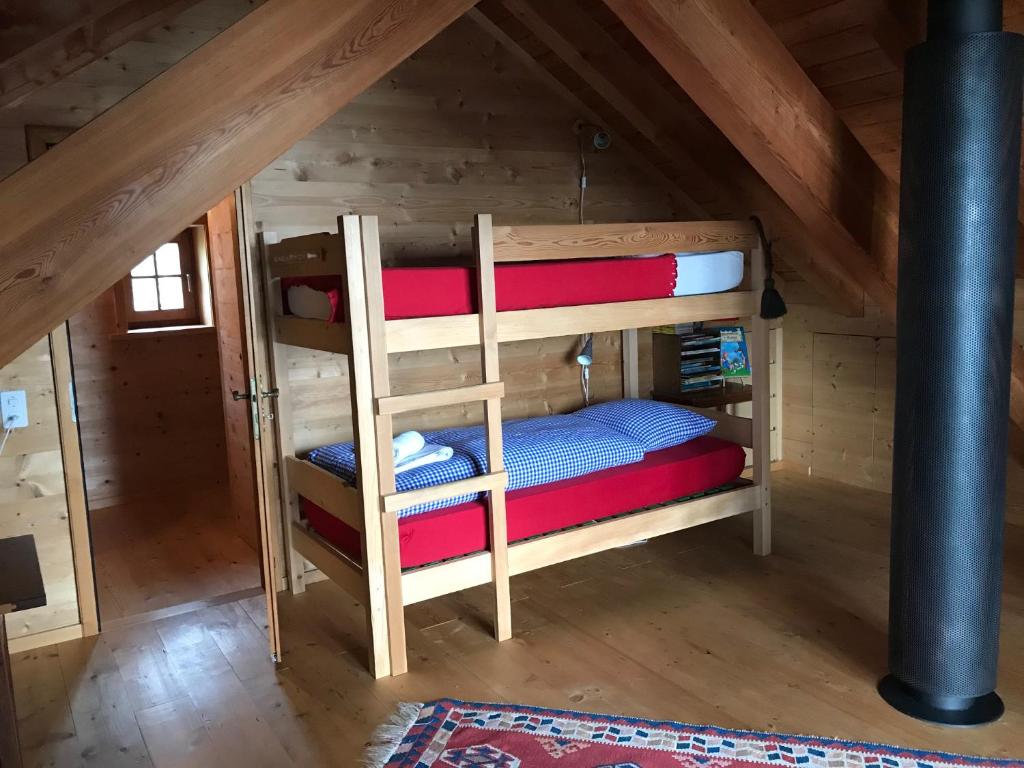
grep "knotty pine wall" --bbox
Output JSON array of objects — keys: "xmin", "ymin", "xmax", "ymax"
[
  {"xmin": 781, "ymin": 274, "xmax": 1024, "ymax": 499},
  {"xmin": 0, "ymin": 339, "xmax": 80, "ymax": 642},
  {"xmin": 0, "ymin": 0, "xmax": 260, "ymax": 644},
  {"xmin": 781, "ymin": 298, "xmax": 897, "ymax": 493},
  {"xmin": 68, "ymin": 292, "xmax": 228, "ymax": 509},
  {"xmin": 253, "ymin": 15, "xmax": 680, "ymax": 452}
]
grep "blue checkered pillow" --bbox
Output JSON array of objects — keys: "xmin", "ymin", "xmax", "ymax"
[
  {"xmin": 574, "ymin": 398, "xmax": 716, "ymax": 452},
  {"xmin": 431, "ymin": 414, "xmax": 644, "ymax": 492}
]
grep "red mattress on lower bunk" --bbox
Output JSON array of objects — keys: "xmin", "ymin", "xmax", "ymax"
[
  {"xmin": 282, "ymin": 254, "xmax": 678, "ymax": 321},
  {"xmin": 302, "ymin": 435, "xmax": 746, "ymax": 570}
]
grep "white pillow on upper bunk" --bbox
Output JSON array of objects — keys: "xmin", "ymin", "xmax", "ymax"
[
  {"xmin": 673, "ymin": 250, "xmax": 743, "ymax": 296},
  {"xmin": 288, "ymin": 284, "xmax": 333, "ymax": 321}
]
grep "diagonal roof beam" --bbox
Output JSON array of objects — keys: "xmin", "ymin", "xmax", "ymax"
[
  {"xmin": 0, "ymin": 0, "xmax": 477, "ymax": 368},
  {"xmin": 853, "ymin": 0, "xmax": 1024, "ymax": 274},
  {"xmin": 605, "ymin": 0, "xmax": 900, "ymax": 312},
  {"xmin": 0, "ymin": 0, "xmax": 202, "ymax": 108},
  {"xmin": 606, "ymin": 0, "xmax": 1024, "ymax": 453},
  {"xmin": 491, "ymin": 0, "xmax": 864, "ymax": 315}
]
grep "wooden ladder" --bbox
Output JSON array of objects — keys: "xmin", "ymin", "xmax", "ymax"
[{"xmin": 351, "ymin": 214, "xmax": 511, "ymax": 676}]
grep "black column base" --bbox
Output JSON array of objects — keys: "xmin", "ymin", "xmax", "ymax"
[{"xmin": 878, "ymin": 675, "xmax": 1004, "ymax": 727}]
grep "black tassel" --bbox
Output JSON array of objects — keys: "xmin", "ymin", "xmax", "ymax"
[{"xmin": 750, "ymin": 215, "xmax": 787, "ymax": 319}]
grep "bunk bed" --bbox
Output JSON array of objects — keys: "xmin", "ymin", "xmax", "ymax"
[{"xmin": 265, "ymin": 214, "xmax": 772, "ymax": 679}]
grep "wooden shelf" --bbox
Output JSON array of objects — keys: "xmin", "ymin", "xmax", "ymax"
[{"xmin": 655, "ymin": 382, "xmax": 752, "ymax": 409}]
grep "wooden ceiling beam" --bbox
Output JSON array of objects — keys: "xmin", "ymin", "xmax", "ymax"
[
  {"xmin": 493, "ymin": 0, "xmax": 864, "ymax": 315},
  {"xmin": 605, "ymin": 0, "xmax": 898, "ymax": 316},
  {"xmin": 0, "ymin": 0, "xmax": 201, "ymax": 108},
  {"xmin": 850, "ymin": 0, "xmax": 1024, "ymax": 275},
  {"xmin": 0, "ymin": 0, "xmax": 476, "ymax": 368}
]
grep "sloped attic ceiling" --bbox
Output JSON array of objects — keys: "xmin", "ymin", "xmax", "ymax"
[{"xmin": 1, "ymin": 0, "xmax": 1023, "ymax": 442}]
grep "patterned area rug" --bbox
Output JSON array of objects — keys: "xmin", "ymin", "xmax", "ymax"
[{"xmin": 364, "ymin": 699, "xmax": 1021, "ymax": 768}]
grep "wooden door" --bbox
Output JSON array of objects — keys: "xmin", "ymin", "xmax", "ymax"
[
  {"xmin": 207, "ymin": 196, "xmax": 261, "ymax": 551},
  {"xmin": 233, "ymin": 185, "xmax": 284, "ymax": 661}
]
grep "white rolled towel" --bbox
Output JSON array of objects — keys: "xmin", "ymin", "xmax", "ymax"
[
  {"xmin": 392, "ymin": 431, "xmax": 426, "ymax": 463},
  {"xmin": 394, "ymin": 444, "xmax": 454, "ymax": 474}
]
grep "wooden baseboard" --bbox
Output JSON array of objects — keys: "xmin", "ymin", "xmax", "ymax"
[
  {"xmin": 100, "ymin": 586, "xmax": 265, "ymax": 633},
  {"xmin": 6, "ymin": 623, "xmax": 83, "ymax": 654}
]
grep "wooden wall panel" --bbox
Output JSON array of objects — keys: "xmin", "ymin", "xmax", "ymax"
[
  {"xmin": 0, "ymin": 339, "xmax": 80, "ymax": 641},
  {"xmin": 781, "ymin": 300, "xmax": 896, "ymax": 491},
  {"xmin": 68, "ymin": 292, "xmax": 228, "ymax": 509},
  {"xmin": 254, "ymin": 15, "xmax": 673, "ymax": 453},
  {"xmin": 782, "ymin": 283, "xmax": 1024, "ymax": 491}
]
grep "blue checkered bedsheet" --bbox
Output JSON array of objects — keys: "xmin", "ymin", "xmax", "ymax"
[{"xmin": 306, "ymin": 414, "xmax": 645, "ymax": 517}]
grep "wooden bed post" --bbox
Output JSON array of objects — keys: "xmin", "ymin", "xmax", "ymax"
[
  {"xmin": 473, "ymin": 214, "xmax": 513, "ymax": 642},
  {"xmin": 750, "ymin": 240, "xmax": 772, "ymax": 556},
  {"xmin": 358, "ymin": 216, "xmax": 410, "ymax": 676},
  {"xmin": 339, "ymin": 215, "xmax": 393, "ymax": 679}
]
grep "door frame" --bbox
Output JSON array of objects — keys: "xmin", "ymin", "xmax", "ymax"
[{"xmin": 234, "ymin": 183, "xmax": 286, "ymax": 660}]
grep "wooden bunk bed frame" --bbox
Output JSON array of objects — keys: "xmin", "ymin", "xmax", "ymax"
[{"xmin": 265, "ymin": 214, "xmax": 772, "ymax": 679}]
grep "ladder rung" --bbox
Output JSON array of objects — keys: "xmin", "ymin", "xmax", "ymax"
[
  {"xmin": 376, "ymin": 382, "xmax": 504, "ymax": 415},
  {"xmin": 383, "ymin": 470, "xmax": 507, "ymax": 514}
]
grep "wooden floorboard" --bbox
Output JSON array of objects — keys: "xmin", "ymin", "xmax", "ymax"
[{"xmin": 12, "ymin": 469, "xmax": 1024, "ymax": 766}]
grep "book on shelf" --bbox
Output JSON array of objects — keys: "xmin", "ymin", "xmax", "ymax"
[{"xmin": 719, "ymin": 326, "xmax": 751, "ymax": 378}]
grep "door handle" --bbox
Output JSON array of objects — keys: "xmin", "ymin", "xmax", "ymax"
[
  {"xmin": 232, "ymin": 390, "xmax": 252, "ymax": 402},
  {"xmin": 261, "ymin": 388, "xmax": 280, "ymax": 399}
]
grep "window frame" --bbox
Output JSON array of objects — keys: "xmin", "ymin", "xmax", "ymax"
[{"xmin": 116, "ymin": 230, "xmax": 201, "ymax": 330}]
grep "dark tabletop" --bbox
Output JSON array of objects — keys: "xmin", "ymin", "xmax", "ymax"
[{"xmin": 0, "ymin": 535, "xmax": 46, "ymax": 615}]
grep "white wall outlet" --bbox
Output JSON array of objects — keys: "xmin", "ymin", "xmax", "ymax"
[{"xmin": 0, "ymin": 390, "xmax": 28, "ymax": 429}]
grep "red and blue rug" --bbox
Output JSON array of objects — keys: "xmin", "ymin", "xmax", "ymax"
[{"xmin": 364, "ymin": 699, "xmax": 1021, "ymax": 768}]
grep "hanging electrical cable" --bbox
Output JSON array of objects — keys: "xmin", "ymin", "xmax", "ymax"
[
  {"xmin": 0, "ymin": 421, "xmax": 14, "ymax": 458},
  {"xmin": 574, "ymin": 122, "xmax": 611, "ymax": 224},
  {"xmin": 578, "ymin": 131, "xmax": 588, "ymax": 225}
]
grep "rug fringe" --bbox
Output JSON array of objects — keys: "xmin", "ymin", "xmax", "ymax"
[{"xmin": 362, "ymin": 701, "xmax": 423, "ymax": 768}]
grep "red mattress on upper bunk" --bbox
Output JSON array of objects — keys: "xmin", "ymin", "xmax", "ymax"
[
  {"xmin": 282, "ymin": 254, "xmax": 678, "ymax": 321},
  {"xmin": 302, "ymin": 435, "xmax": 746, "ymax": 570}
]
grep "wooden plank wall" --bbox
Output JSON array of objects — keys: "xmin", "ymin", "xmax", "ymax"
[
  {"xmin": 782, "ymin": 287, "xmax": 1024, "ymax": 492},
  {"xmin": 0, "ymin": 339, "xmax": 79, "ymax": 642},
  {"xmin": 781, "ymin": 302, "xmax": 896, "ymax": 493},
  {"xmin": 253, "ymin": 15, "xmax": 678, "ymax": 454},
  {"xmin": 67, "ymin": 292, "xmax": 228, "ymax": 509}
]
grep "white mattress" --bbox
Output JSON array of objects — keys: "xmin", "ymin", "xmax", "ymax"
[{"xmin": 673, "ymin": 250, "xmax": 744, "ymax": 296}]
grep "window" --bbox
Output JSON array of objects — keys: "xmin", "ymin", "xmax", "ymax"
[{"xmin": 118, "ymin": 231, "xmax": 201, "ymax": 329}]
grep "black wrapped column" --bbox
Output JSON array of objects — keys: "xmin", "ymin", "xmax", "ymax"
[{"xmin": 881, "ymin": 0, "xmax": 1024, "ymax": 726}]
